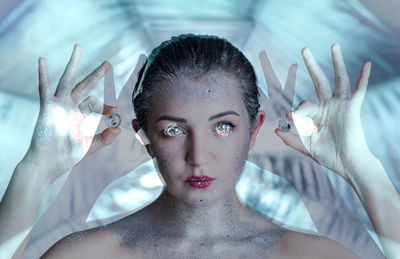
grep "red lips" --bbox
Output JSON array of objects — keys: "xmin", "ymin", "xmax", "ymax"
[{"xmin": 184, "ymin": 175, "xmax": 216, "ymax": 189}]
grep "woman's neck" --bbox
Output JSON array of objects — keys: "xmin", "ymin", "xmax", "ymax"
[{"xmin": 145, "ymin": 190, "xmax": 251, "ymax": 240}]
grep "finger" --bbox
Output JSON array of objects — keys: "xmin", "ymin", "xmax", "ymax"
[
  {"xmin": 274, "ymin": 128, "xmax": 310, "ymax": 157},
  {"xmin": 353, "ymin": 61, "xmax": 371, "ymax": 106},
  {"xmin": 123, "ymin": 54, "xmax": 147, "ymax": 95},
  {"xmin": 258, "ymin": 87, "xmax": 269, "ymax": 109},
  {"xmin": 302, "ymin": 47, "xmax": 333, "ymax": 102},
  {"xmin": 79, "ymin": 96, "xmax": 117, "ymax": 117},
  {"xmin": 259, "ymin": 51, "xmax": 282, "ymax": 97},
  {"xmin": 38, "ymin": 57, "xmax": 52, "ymax": 105},
  {"xmin": 283, "ymin": 63, "xmax": 297, "ymax": 106},
  {"xmin": 118, "ymin": 55, "xmax": 147, "ymax": 122},
  {"xmin": 71, "ymin": 61, "xmax": 111, "ymax": 103},
  {"xmin": 132, "ymin": 56, "xmax": 149, "ymax": 101},
  {"xmin": 104, "ymin": 62, "xmax": 117, "ymax": 106},
  {"xmin": 86, "ymin": 127, "xmax": 121, "ymax": 156},
  {"xmin": 55, "ymin": 44, "xmax": 82, "ymax": 99},
  {"xmin": 331, "ymin": 44, "xmax": 351, "ymax": 98}
]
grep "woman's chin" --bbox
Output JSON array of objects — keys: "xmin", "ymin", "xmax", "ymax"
[{"xmin": 173, "ymin": 189, "xmax": 233, "ymax": 208}]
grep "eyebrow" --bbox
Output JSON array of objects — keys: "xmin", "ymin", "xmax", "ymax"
[
  {"xmin": 208, "ymin": 110, "xmax": 240, "ymax": 121},
  {"xmin": 155, "ymin": 115, "xmax": 187, "ymax": 123},
  {"xmin": 155, "ymin": 110, "xmax": 240, "ymax": 123}
]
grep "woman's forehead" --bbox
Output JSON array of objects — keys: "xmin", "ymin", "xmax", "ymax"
[
  {"xmin": 155, "ymin": 72, "xmax": 242, "ymax": 102},
  {"xmin": 148, "ymin": 72, "xmax": 247, "ymax": 121}
]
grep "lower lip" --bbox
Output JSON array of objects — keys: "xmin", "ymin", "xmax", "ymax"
[{"xmin": 185, "ymin": 180, "xmax": 214, "ymax": 189}]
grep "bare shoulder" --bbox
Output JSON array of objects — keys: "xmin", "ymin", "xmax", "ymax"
[
  {"xmin": 270, "ymin": 231, "xmax": 360, "ymax": 259},
  {"xmin": 41, "ymin": 209, "xmax": 151, "ymax": 258},
  {"xmin": 41, "ymin": 226, "xmax": 123, "ymax": 259}
]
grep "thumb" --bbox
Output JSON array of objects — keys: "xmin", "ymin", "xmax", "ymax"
[
  {"xmin": 104, "ymin": 63, "xmax": 117, "ymax": 106},
  {"xmin": 283, "ymin": 63, "xmax": 297, "ymax": 102},
  {"xmin": 274, "ymin": 128, "xmax": 310, "ymax": 157},
  {"xmin": 86, "ymin": 127, "xmax": 121, "ymax": 156}
]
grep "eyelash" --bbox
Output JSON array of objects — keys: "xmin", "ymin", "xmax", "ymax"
[{"xmin": 161, "ymin": 122, "xmax": 236, "ymax": 137}]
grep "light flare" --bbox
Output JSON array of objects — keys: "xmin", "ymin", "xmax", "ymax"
[
  {"xmin": 292, "ymin": 113, "xmax": 315, "ymax": 137},
  {"xmin": 52, "ymin": 106, "xmax": 69, "ymax": 136},
  {"xmin": 79, "ymin": 113, "xmax": 102, "ymax": 137}
]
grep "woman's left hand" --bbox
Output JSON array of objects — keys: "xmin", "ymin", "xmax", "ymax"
[{"xmin": 276, "ymin": 44, "xmax": 372, "ymax": 182}]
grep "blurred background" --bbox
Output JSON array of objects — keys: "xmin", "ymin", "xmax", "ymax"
[{"xmin": 0, "ymin": 0, "xmax": 399, "ymax": 258}]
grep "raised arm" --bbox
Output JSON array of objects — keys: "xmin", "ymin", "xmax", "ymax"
[
  {"xmin": 275, "ymin": 44, "xmax": 400, "ymax": 258},
  {"xmin": 28, "ymin": 54, "xmax": 152, "ymax": 247},
  {"xmin": 249, "ymin": 50, "xmax": 383, "ymax": 257},
  {"xmin": 0, "ymin": 45, "xmax": 120, "ymax": 258}
]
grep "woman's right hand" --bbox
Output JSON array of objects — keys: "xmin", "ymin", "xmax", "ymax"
[{"xmin": 22, "ymin": 44, "xmax": 121, "ymax": 182}]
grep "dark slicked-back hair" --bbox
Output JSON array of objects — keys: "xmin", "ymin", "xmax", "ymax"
[{"xmin": 133, "ymin": 34, "xmax": 260, "ymax": 132}]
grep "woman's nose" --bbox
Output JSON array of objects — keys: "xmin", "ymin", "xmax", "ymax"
[{"xmin": 185, "ymin": 134, "xmax": 211, "ymax": 166}]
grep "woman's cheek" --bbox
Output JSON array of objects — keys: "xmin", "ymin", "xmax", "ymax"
[
  {"xmin": 154, "ymin": 147, "xmax": 169, "ymax": 172},
  {"xmin": 233, "ymin": 138, "xmax": 251, "ymax": 172},
  {"xmin": 154, "ymin": 145, "xmax": 181, "ymax": 174}
]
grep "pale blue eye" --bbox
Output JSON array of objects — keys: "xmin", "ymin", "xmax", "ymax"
[
  {"xmin": 215, "ymin": 123, "xmax": 234, "ymax": 136},
  {"xmin": 162, "ymin": 125, "xmax": 183, "ymax": 136}
]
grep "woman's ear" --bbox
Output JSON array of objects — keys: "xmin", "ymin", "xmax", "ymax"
[
  {"xmin": 132, "ymin": 119, "xmax": 141, "ymax": 133},
  {"xmin": 249, "ymin": 111, "xmax": 265, "ymax": 150},
  {"xmin": 132, "ymin": 119, "xmax": 154, "ymax": 157}
]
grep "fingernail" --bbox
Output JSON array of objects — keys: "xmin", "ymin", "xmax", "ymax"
[
  {"xmin": 364, "ymin": 61, "xmax": 372, "ymax": 71},
  {"xmin": 39, "ymin": 57, "xmax": 47, "ymax": 66},
  {"xmin": 302, "ymin": 47, "xmax": 310, "ymax": 57},
  {"xmin": 102, "ymin": 61, "xmax": 111, "ymax": 71}
]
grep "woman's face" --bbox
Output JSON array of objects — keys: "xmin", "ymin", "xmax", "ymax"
[{"xmin": 134, "ymin": 71, "xmax": 264, "ymax": 206}]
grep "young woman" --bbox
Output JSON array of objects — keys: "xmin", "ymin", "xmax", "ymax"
[{"xmin": 1, "ymin": 35, "xmax": 398, "ymax": 258}]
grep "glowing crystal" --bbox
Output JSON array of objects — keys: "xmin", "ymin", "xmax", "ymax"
[
  {"xmin": 105, "ymin": 113, "xmax": 121, "ymax": 128},
  {"xmin": 278, "ymin": 117, "xmax": 291, "ymax": 132}
]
